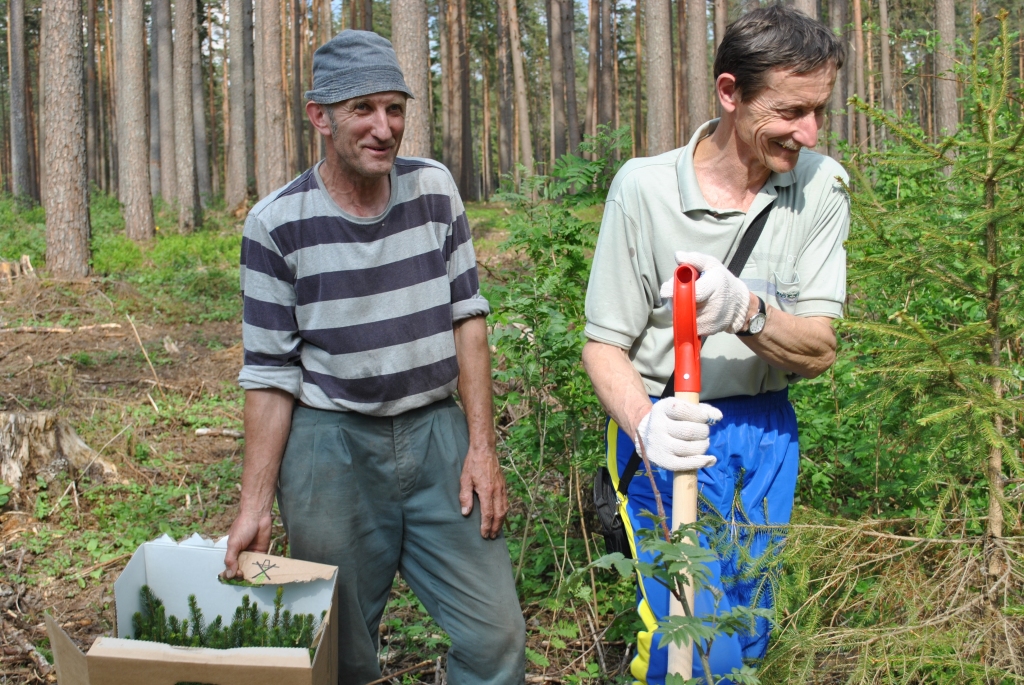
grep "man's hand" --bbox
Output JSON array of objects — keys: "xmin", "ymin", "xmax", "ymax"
[
  {"xmin": 636, "ymin": 397, "xmax": 722, "ymax": 471},
  {"xmin": 223, "ymin": 510, "xmax": 274, "ymax": 579},
  {"xmin": 459, "ymin": 445, "xmax": 508, "ymax": 539},
  {"xmin": 660, "ymin": 251, "xmax": 751, "ymax": 337}
]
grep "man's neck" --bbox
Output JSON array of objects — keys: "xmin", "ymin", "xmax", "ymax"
[
  {"xmin": 692, "ymin": 118, "xmax": 772, "ymax": 214},
  {"xmin": 319, "ymin": 157, "xmax": 392, "ymax": 218}
]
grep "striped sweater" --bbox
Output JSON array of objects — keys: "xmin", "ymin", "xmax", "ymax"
[{"xmin": 238, "ymin": 157, "xmax": 489, "ymax": 417}]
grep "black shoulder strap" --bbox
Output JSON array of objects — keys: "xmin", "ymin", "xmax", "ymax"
[{"xmin": 615, "ymin": 200, "xmax": 775, "ymax": 496}]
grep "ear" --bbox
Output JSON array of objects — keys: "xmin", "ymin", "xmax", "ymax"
[
  {"xmin": 716, "ymin": 73, "xmax": 741, "ymax": 114},
  {"xmin": 306, "ymin": 101, "xmax": 332, "ymax": 137}
]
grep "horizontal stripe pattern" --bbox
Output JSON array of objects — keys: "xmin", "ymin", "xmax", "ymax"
[{"xmin": 239, "ymin": 157, "xmax": 489, "ymax": 417}]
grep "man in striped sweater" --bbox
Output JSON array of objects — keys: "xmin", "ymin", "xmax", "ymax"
[{"xmin": 223, "ymin": 31, "xmax": 525, "ymax": 684}]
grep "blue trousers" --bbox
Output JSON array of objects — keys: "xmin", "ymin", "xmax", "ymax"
[{"xmin": 605, "ymin": 389, "xmax": 799, "ymax": 685}]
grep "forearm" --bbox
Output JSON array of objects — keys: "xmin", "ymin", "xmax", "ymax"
[
  {"xmin": 239, "ymin": 388, "xmax": 295, "ymax": 516},
  {"xmin": 740, "ymin": 294, "xmax": 837, "ymax": 378},
  {"xmin": 582, "ymin": 340, "xmax": 653, "ymax": 439},
  {"xmin": 453, "ymin": 316, "xmax": 496, "ymax": 451}
]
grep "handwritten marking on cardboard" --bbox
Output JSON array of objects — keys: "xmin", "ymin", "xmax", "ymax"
[{"xmin": 251, "ymin": 559, "xmax": 278, "ymax": 582}]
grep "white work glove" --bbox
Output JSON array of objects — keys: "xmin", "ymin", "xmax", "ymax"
[
  {"xmin": 635, "ymin": 397, "xmax": 723, "ymax": 472},
  {"xmin": 660, "ymin": 251, "xmax": 751, "ymax": 337}
]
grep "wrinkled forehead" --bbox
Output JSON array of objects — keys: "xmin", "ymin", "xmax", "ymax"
[{"xmin": 756, "ymin": 64, "xmax": 837, "ymax": 106}]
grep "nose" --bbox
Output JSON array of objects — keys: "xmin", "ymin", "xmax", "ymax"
[
  {"xmin": 369, "ymin": 106, "xmax": 391, "ymax": 141},
  {"xmin": 792, "ymin": 111, "xmax": 819, "ymax": 149}
]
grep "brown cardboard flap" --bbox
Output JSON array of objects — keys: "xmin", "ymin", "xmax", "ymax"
[
  {"xmin": 87, "ymin": 639, "xmax": 311, "ymax": 685},
  {"xmin": 45, "ymin": 615, "xmax": 90, "ymax": 685},
  {"xmin": 236, "ymin": 551, "xmax": 335, "ymax": 584}
]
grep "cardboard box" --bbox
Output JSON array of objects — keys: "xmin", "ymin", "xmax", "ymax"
[{"xmin": 46, "ymin": 534, "xmax": 339, "ymax": 685}]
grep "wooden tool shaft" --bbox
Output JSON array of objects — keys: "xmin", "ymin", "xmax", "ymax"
[{"xmin": 667, "ymin": 390, "xmax": 699, "ymax": 680}]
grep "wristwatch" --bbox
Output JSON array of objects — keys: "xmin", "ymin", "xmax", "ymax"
[{"xmin": 737, "ymin": 296, "xmax": 766, "ymax": 337}]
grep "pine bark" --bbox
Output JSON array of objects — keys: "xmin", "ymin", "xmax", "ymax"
[
  {"xmin": 392, "ymin": 0, "xmax": 431, "ymax": 157},
  {"xmin": 714, "ymin": 0, "xmax": 726, "ymax": 52},
  {"xmin": 192, "ymin": 16, "xmax": 212, "ymax": 204},
  {"xmin": 793, "ymin": 0, "xmax": 817, "ymax": 19},
  {"xmin": 506, "ymin": 0, "xmax": 534, "ymax": 176},
  {"xmin": 646, "ymin": 0, "xmax": 674, "ymax": 154},
  {"xmin": 548, "ymin": 0, "xmax": 568, "ymax": 161},
  {"xmin": 257, "ymin": 0, "xmax": 289, "ymax": 197},
  {"xmin": 585, "ymin": 0, "xmax": 599, "ymax": 143},
  {"xmin": 851, "ymin": 0, "xmax": 867, "ymax": 150},
  {"xmin": 934, "ymin": 0, "xmax": 957, "ymax": 136},
  {"xmin": 226, "ymin": 0, "xmax": 248, "ymax": 209},
  {"xmin": 560, "ymin": 0, "xmax": 581, "ymax": 153},
  {"xmin": 243, "ymin": 0, "xmax": 256, "ymax": 187},
  {"xmin": 154, "ymin": 0, "xmax": 176, "ymax": 201},
  {"xmin": 827, "ymin": 0, "xmax": 847, "ymax": 158},
  {"xmin": 496, "ymin": 0, "xmax": 514, "ymax": 176},
  {"xmin": 686, "ymin": 0, "xmax": 709, "ymax": 128},
  {"xmin": 458, "ymin": 0, "xmax": 474, "ymax": 198},
  {"xmin": 292, "ymin": 0, "xmax": 306, "ymax": 172},
  {"xmin": 8, "ymin": 0, "xmax": 31, "ymax": 201},
  {"xmin": 173, "ymin": 0, "xmax": 199, "ymax": 232},
  {"xmin": 85, "ymin": 0, "xmax": 98, "ymax": 186},
  {"xmin": 149, "ymin": 13, "xmax": 161, "ymax": 198},
  {"xmin": 439, "ymin": 1, "xmax": 453, "ymax": 170},
  {"xmin": 878, "ymin": 0, "xmax": 893, "ymax": 113},
  {"xmin": 117, "ymin": 0, "xmax": 154, "ymax": 241},
  {"xmin": 634, "ymin": 0, "xmax": 643, "ymax": 155},
  {"xmin": 42, "ymin": 0, "xmax": 91, "ymax": 277},
  {"xmin": 599, "ymin": 0, "xmax": 614, "ymax": 126}
]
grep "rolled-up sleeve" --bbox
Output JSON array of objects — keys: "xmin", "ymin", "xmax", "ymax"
[
  {"xmin": 238, "ymin": 213, "xmax": 304, "ymax": 396},
  {"xmin": 794, "ymin": 171, "xmax": 850, "ymax": 319},
  {"xmin": 444, "ymin": 185, "xmax": 490, "ymax": 322},
  {"xmin": 584, "ymin": 197, "xmax": 652, "ymax": 350}
]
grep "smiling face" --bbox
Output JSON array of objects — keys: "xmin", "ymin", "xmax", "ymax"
[
  {"xmin": 723, "ymin": 64, "xmax": 836, "ymax": 175},
  {"xmin": 321, "ymin": 91, "xmax": 407, "ymax": 180}
]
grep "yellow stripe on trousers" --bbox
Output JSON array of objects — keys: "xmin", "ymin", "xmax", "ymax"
[{"xmin": 607, "ymin": 418, "xmax": 659, "ymax": 685}]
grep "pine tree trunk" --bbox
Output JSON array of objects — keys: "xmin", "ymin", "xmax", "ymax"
[
  {"xmin": 174, "ymin": 0, "xmax": 199, "ymax": 232},
  {"xmin": 362, "ymin": 0, "xmax": 373, "ymax": 30},
  {"xmin": 794, "ymin": 0, "xmax": 817, "ymax": 19},
  {"xmin": 458, "ymin": 0, "xmax": 475, "ymax": 198},
  {"xmin": 646, "ymin": 0, "xmax": 674, "ymax": 154},
  {"xmin": 714, "ymin": 0, "xmax": 726, "ymax": 51},
  {"xmin": 878, "ymin": 0, "xmax": 893, "ymax": 113},
  {"xmin": 154, "ymin": 0, "xmax": 176, "ymax": 202},
  {"xmin": 292, "ymin": 0, "xmax": 306, "ymax": 172},
  {"xmin": 86, "ymin": 0, "xmax": 98, "ymax": 187},
  {"xmin": 192, "ymin": 16, "xmax": 212, "ymax": 205},
  {"xmin": 8, "ymin": 0, "xmax": 31, "ymax": 202},
  {"xmin": 481, "ymin": 42, "xmax": 493, "ymax": 198},
  {"xmin": 42, "ymin": 0, "xmax": 91, "ymax": 278},
  {"xmin": 257, "ymin": 0, "xmax": 289, "ymax": 197},
  {"xmin": 149, "ymin": 12, "xmax": 162, "ymax": 199},
  {"xmin": 686, "ymin": 0, "xmax": 709, "ymax": 128},
  {"xmin": 561, "ymin": 0, "xmax": 581, "ymax": 153},
  {"xmin": 37, "ymin": 19, "xmax": 45, "ymax": 204},
  {"xmin": 599, "ymin": 0, "xmax": 614, "ymax": 126},
  {"xmin": 226, "ymin": 0, "xmax": 248, "ymax": 209},
  {"xmin": 105, "ymin": 0, "xmax": 118, "ymax": 196},
  {"xmin": 442, "ymin": 0, "xmax": 461, "ymax": 182},
  {"xmin": 392, "ymin": 0, "xmax": 431, "ymax": 158},
  {"xmin": 852, "ymin": 0, "xmax": 868, "ymax": 151},
  {"xmin": 548, "ymin": 0, "xmax": 568, "ymax": 160},
  {"xmin": 243, "ymin": 0, "xmax": 256, "ymax": 189},
  {"xmin": 677, "ymin": 0, "xmax": 688, "ymax": 141},
  {"xmin": 496, "ymin": 0, "xmax": 513, "ymax": 176},
  {"xmin": 117, "ymin": 0, "xmax": 154, "ymax": 241},
  {"xmin": 934, "ymin": 0, "xmax": 956, "ymax": 137},
  {"xmin": 585, "ymin": 0, "xmax": 599, "ymax": 144},
  {"xmin": 506, "ymin": 0, "xmax": 534, "ymax": 176},
  {"xmin": 634, "ymin": 0, "xmax": 643, "ymax": 155}
]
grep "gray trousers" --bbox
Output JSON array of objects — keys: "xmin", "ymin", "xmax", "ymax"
[{"xmin": 277, "ymin": 398, "xmax": 526, "ymax": 685}]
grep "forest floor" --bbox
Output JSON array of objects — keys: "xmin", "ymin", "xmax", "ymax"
[{"xmin": 0, "ymin": 202, "xmax": 632, "ymax": 684}]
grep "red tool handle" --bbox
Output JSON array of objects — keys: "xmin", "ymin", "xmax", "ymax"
[{"xmin": 672, "ymin": 264, "xmax": 701, "ymax": 395}]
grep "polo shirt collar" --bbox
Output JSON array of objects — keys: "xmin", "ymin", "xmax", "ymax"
[{"xmin": 677, "ymin": 119, "xmax": 797, "ymax": 215}]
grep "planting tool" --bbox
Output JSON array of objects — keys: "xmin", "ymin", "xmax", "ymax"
[{"xmin": 667, "ymin": 263, "xmax": 701, "ymax": 680}]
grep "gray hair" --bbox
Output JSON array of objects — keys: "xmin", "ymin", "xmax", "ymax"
[{"xmin": 714, "ymin": 4, "xmax": 845, "ymax": 101}]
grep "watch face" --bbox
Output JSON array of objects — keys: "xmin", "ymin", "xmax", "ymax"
[{"xmin": 748, "ymin": 313, "xmax": 766, "ymax": 335}]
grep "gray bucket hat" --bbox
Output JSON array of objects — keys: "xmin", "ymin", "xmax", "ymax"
[{"xmin": 304, "ymin": 30, "xmax": 414, "ymax": 104}]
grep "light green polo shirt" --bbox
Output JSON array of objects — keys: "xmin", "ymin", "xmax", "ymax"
[{"xmin": 584, "ymin": 119, "xmax": 850, "ymax": 400}]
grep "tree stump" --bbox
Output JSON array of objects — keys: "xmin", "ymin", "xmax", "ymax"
[{"xmin": 0, "ymin": 412, "xmax": 117, "ymax": 508}]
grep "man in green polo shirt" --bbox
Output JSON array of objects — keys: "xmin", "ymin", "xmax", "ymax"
[{"xmin": 582, "ymin": 6, "xmax": 848, "ymax": 683}]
